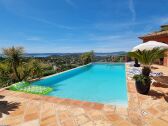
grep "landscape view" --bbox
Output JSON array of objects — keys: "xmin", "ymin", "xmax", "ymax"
[{"xmin": 0, "ymin": 0, "xmax": 168, "ymax": 126}]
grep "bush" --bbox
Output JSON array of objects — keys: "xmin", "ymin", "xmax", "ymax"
[{"xmin": 43, "ymin": 70, "xmax": 57, "ymax": 76}]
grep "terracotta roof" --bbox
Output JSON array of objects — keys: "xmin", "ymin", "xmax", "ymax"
[{"xmin": 139, "ymin": 30, "xmax": 168, "ymax": 39}]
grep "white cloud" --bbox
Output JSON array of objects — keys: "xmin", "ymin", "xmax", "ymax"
[
  {"xmin": 28, "ymin": 16, "xmax": 75, "ymax": 30},
  {"xmin": 89, "ymin": 35, "xmax": 122, "ymax": 41},
  {"xmin": 128, "ymin": 0, "xmax": 136, "ymax": 22},
  {"xmin": 65, "ymin": 0, "xmax": 77, "ymax": 8},
  {"xmin": 156, "ymin": 17, "xmax": 168, "ymax": 25},
  {"xmin": 26, "ymin": 36, "xmax": 42, "ymax": 41}
]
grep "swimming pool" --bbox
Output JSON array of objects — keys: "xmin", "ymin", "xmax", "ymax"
[{"xmin": 32, "ymin": 63, "xmax": 128, "ymax": 105}]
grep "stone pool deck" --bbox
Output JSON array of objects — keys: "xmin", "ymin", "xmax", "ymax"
[{"xmin": 0, "ymin": 64, "xmax": 168, "ymax": 126}]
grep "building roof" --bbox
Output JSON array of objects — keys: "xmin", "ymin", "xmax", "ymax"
[
  {"xmin": 139, "ymin": 24, "xmax": 168, "ymax": 39},
  {"xmin": 139, "ymin": 30, "xmax": 168, "ymax": 39}
]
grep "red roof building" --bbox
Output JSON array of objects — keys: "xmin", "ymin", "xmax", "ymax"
[{"xmin": 139, "ymin": 25, "xmax": 168, "ymax": 66}]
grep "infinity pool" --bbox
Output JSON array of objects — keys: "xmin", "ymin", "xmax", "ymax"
[{"xmin": 32, "ymin": 63, "xmax": 128, "ymax": 105}]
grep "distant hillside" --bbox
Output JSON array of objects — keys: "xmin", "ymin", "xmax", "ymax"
[
  {"xmin": 0, "ymin": 51, "xmax": 127, "ymax": 58},
  {"xmin": 95, "ymin": 51, "xmax": 127, "ymax": 56}
]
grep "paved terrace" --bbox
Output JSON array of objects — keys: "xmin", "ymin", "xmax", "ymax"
[{"xmin": 0, "ymin": 64, "xmax": 168, "ymax": 126}]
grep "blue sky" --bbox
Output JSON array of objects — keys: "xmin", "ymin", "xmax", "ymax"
[{"xmin": 0, "ymin": 0, "xmax": 168, "ymax": 53}]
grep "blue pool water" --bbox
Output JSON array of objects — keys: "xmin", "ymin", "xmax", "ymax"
[{"xmin": 32, "ymin": 63, "xmax": 128, "ymax": 105}]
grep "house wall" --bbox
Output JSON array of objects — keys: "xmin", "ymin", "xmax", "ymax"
[
  {"xmin": 163, "ymin": 51, "xmax": 168, "ymax": 66},
  {"xmin": 142, "ymin": 37, "xmax": 168, "ymax": 67}
]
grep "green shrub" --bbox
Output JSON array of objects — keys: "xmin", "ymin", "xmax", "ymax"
[{"xmin": 43, "ymin": 70, "xmax": 57, "ymax": 76}]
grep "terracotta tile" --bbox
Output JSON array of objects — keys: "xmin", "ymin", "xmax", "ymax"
[
  {"xmin": 116, "ymin": 120, "xmax": 136, "ymax": 126},
  {"xmin": 55, "ymin": 104, "xmax": 68, "ymax": 111},
  {"xmin": 103, "ymin": 105, "xmax": 116, "ymax": 112},
  {"xmin": 81, "ymin": 102, "xmax": 94, "ymax": 109},
  {"xmin": 157, "ymin": 104, "xmax": 168, "ymax": 112},
  {"xmin": 58, "ymin": 111, "xmax": 71, "ymax": 122},
  {"xmin": 92, "ymin": 103, "xmax": 104, "ymax": 110},
  {"xmin": 21, "ymin": 119, "xmax": 39, "ymax": 126},
  {"xmin": 27, "ymin": 94, "xmax": 42, "ymax": 100},
  {"xmin": 10, "ymin": 107, "xmax": 24, "ymax": 116},
  {"xmin": 115, "ymin": 106, "xmax": 128, "ymax": 116},
  {"xmin": 41, "ymin": 104, "xmax": 56, "ymax": 118},
  {"xmin": 106, "ymin": 113, "xmax": 122, "ymax": 122},
  {"xmin": 0, "ymin": 90, "xmax": 14, "ymax": 96},
  {"xmin": 160, "ymin": 114, "xmax": 168, "ymax": 122},
  {"xmin": 149, "ymin": 119, "xmax": 168, "ymax": 126},
  {"xmin": 25, "ymin": 101, "xmax": 40, "ymax": 113},
  {"xmin": 42, "ymin": 96, "xmax": 53, "ymax": 102},
  {"xmin": 61, "ymin": 99, "xmax": 74, "ymax": 105},
  {"xmin": 69, "ymin": 107, "xmax": 85, "ymax": 116},
  {"xmin": 128, "ymin": 111, "xmax": 143, "ymax": 126},
  {"xmin": 94, "ymin": 120, "xmax": 112, "ymax": 126},
  {"xmin": 24, "ymin": 112, "xmax": 39, "ymax": 121},
  {"xmin": 76, "ymin": 115, "xmax": 89, "ymax": 125},
  {"xmin": 61, "ymin": 119, "xmax": 76, "ymax": 126},
  {"xmin": 11, "ymin": 91, "xmax": 25, "ymax": 97},
  {"xmin": 40, "ymin": 115, "xmax": 57, "ymax": 126},
  {"xmin": 41, "ymin": 95, "xmax": 50, "ymax": 101},
  {"xmin": 51, "ymin": 97, "xmax": 65, "ymax": 103},
  {"xmin": 44, "ymin": 97, "xmax": 65, "ymax": 104},
  {"xmin": 82, "ymin": 121, "xmax": 94, "ymax": 126},
  {"xmin": 71, "ymin": 100, "xmax": 83, "ymax": 106},
  {"xmin": 147, "ymin": 107, "xmax": 159, "ymax": 115},
  {"xmin": 86, "ymin": 110, "xmax": 105, "ymax": 120},
  {"xmin": 4, "ymin": 116, "xmax": 23, "ymax": 126},
  {"xmin": 18, "ymin": 93, "xmax": 30, "ymax": 99}
]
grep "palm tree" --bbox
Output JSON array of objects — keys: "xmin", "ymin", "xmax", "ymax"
[
  {"xmin": 128, "ymin": 47, "xmax": 167, "ymax": 94},
  {"xmin": 80, "ymin": 51, "xmax": 94, "ymax": 65},
  {"xmin": 2, "ymin": 46, "xmax": 24, "ymax": 81},
  {"xmin": 128, "ymin": 48, "xmax": 167, "ymax": 76}
]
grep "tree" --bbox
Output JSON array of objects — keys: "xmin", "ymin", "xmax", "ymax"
[
  {"xmin": 0, "ymin": 62, "xmax": 13, "ymax": 87},
  {"xmin": 80, "ymin": 51, "xmax": 94, "ymax": 65},
  {"xmin": 29, "ymin": 59, "xmax": 43, "ymax": 79},
  {"xmin": 128, "ymin": 48, "xmax": 167, "ymax": 76},
  {"xmin": 2, "ymin": 46, "xmax": 24, "ymax": 81},
  {"xmin": 0, "ymin": 47, "xmax": 44, "ymax": 87}
]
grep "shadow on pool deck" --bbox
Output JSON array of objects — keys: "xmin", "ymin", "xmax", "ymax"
[
  {"xmin": 0, "ymin": 95, "xmax": 20, "ymax": 118},
  {"xmin": 148, "ymin": 90, "xmax": 168, "ymax": 102}
]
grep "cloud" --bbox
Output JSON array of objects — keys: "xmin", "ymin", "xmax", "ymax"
[
  {"xmin": 0, "ymin": 0, "xmax": 75, "ymax": 30},
  {"xmin": 156, "ymin": 17, "xmax": 168, "ymax": 25},
  {"xmin": 65, "ymin": 0, "xmax": 77, "ymax": 8},
  {"xmin": 94, "ymin": 22, "xmax": 135, "ymax": 31},
  {"xmin": 128, "ymin": 0, "xmax": 136, "ymax": 22},
  {"xmin": 89, "ymin": 35, "xmax": 122, "ymax": 41},
  {"xmin": 28, "ymin": 16, "xmax": 75, "ymax": 30},
  {"xmin": 26, "ymin": 36, "xmax": 42, "ymax": 41}
]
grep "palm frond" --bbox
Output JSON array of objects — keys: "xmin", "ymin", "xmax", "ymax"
[{"xmin": 128, "ymin": 47, "xmax": 167, "ymax": 66}]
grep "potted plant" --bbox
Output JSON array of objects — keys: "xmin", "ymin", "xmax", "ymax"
[
  {"xmin": 133, "ymin": 74, "xmax": 151, "ymax": 94},
  {"xmin": 128, "ymin": 48, "xmax": 167, "ymax": 94}
]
